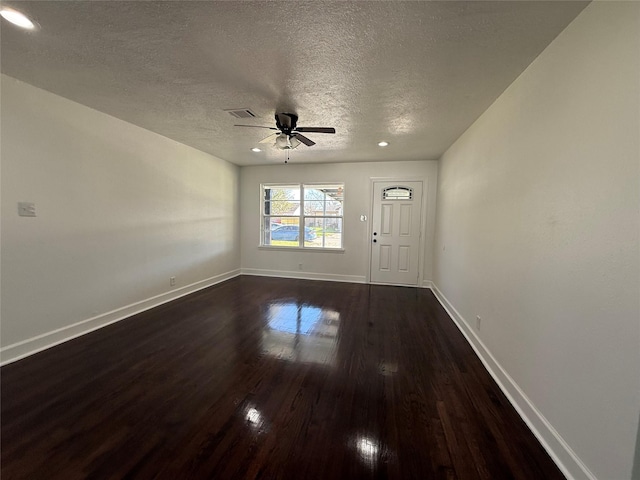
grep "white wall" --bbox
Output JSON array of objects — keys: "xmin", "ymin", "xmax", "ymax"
[
  {"xmin": 433, "ymin": 3, "xmax": 639, "ymax": 480},
  {"xmin": 240, "ymin": 160, "xmax": 437, "ymax": 285},
  {"xmin": 634, "ymin": 417, "xmax": 640, "ymax": 480},
  {"xmin": 0, "ymin": 75, "xmax": 240, "ymax": 363}
]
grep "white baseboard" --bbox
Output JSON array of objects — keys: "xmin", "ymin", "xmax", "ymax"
[
  {"xmin": 430, "ymin": 284, "xmax": 596, "ymax": 480},
  {"xmin": 422, "ymin": 280, "xmax": 433, "ymax": 289},
  {"xmin": 0, "ymin": 269, "xmax": 241, "ymax": 366},
  {"xmin": 241, "ymin": 268, "xmax": 366, "ymax": 285}
]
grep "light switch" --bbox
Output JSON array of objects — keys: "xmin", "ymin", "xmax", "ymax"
[{"xmin": 18, "ymin": 202, "xmax": 36, "ymax": 217}]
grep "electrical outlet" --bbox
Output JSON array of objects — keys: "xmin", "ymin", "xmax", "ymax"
[
  {"xmin": 476, "ymin": 315, "xmax": 482, "ymax": 330},
  {"xmin": 170, "ymin": 276, "xmax": 176, "ymax": 286}
]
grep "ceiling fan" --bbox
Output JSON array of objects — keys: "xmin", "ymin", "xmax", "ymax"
[{"xmin": 235, "ymin": 112, "xmax": 335, "ymax": 149}]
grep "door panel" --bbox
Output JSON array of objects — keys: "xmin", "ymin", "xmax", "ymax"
[
  {"xmin": 399, "ymin": 204, "xmax": 412, "ymax": 236},
  {"xmin": 370, "ymin": 181, "xmax": 423, "ymax": 286},
  {"xmin": 398, "ymin": 246, "xmax": 410, "ymax": 272},
  {"xmin": 381, "ymin": 204, "xmax": 393, "ymax": 235},
  {"xmin": 379, "ymin": 245, "xmax": 391, "ymax": 271}
]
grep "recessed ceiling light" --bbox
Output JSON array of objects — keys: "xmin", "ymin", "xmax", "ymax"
[
  {"xmin": 251, "ymin": 147, "xmax": 261, "ymax": 152},
  {"xmin": 378, "ymin": 141, "xmax": 389, "ymax": 147},
  {"xmin": 0, "ymin": 8, "xmax": 36, "ymax": 30}
]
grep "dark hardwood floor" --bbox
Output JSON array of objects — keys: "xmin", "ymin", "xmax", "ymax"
[{"xmin": 1, "ymin": 276, "xmax": 564, "ymax": 479}]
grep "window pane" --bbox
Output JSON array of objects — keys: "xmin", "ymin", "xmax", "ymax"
[
  {"xmin": 303, "ymin": 200, "xmax": 343, "ymax": 216},
  {"xmin": 304, "ymin": 185, "xmax": 344, "ymax": 201},
  {"xmin": 265, "ymin": 200, "xmax": 300, "ymax": 215},
  {"xmin": 268, "ymin": 218, "xmax": 301, "ymax": 246},
  {"xmin": 263, "ymin": 216, "xmax": 294, "ymax": 245},
  {"xmin": 264, "ymin": 186, "xmax": 300, "ymax": 200},
  {"xmin": 264, "ymin": 186, "xmax": 300, "ymax": 215},
  {"xmin": 303, "ymin": 185, "xmax": 344, "ymax": 216},
  {"xmin": 304, "ymin": 218, "xmax": 342, "ymax": 248}
]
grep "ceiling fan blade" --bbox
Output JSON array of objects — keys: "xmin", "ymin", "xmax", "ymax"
[
  {"xmin": 294, "ymin": 133, "xmax": 316, "ymax": 147},
  {"xmin": 295, "ymin": 127, "xmax": 336, "ymax": 134},
  {"xmin": 259, "ymin": 133, "xmax": 278, "ymax": 144},
  {"xmin": 234, "ymin": 124, "xmax": 278, "ymax": 130}
]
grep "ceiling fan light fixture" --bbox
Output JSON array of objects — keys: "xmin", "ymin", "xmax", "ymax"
[
  {"xmin": 0, "ymin": 8, "xmax": 36, "ymax": 29},
  {"xmin": 289, "ymin": 136, "xmax": 301, "ymax": 149},
  {"xmin": 275, "ymin": 134, "xmax": 289, "ymax": 149},
  {"xmin": 378, "ymin": 141, "xmax": 389, "ymax": 147},
  {"xmin": 275, "ymin": 133, "xmax": 300, "ymax": 150}
]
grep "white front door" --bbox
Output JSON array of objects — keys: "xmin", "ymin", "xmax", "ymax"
[{"xmin": 370, "ymin": 181, "xmax": 423, "ymax": 286}]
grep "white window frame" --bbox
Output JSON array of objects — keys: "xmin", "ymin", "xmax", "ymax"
[{"xmin": 260, "ymin": 183, "xmax": 344, "ymax": 250}]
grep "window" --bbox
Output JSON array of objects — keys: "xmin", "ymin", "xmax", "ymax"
[
  {"xmin": 382, "ymin": 186, "xmax": 412, "ymax": 200},
  {"xmin": 262, "ymin": 184, "xmax": 344, "ymax": 249}
]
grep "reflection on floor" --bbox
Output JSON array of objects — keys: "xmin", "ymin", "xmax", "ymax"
[{"xmin": 262, "ymin": 301, "xmax": 340, "ymax": 366}]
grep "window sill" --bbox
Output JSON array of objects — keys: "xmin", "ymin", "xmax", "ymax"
[{"xmin": 258, "ymin": 246, "xmax": 345, "ymax": 253}]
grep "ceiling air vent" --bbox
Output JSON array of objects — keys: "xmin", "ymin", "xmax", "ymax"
[{"xmin": 224, "ymin": 108, "xmax": 256, "ymax": 119}]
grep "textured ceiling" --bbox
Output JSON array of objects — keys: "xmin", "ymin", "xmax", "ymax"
[{"xmin": 1, "ymin": 1, "xmax": 588, "ymax": 166}]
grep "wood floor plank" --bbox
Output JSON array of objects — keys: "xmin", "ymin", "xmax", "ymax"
[{"xmin": 1, "ymin": 276, "xmax": 565, "ymax": 479}]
